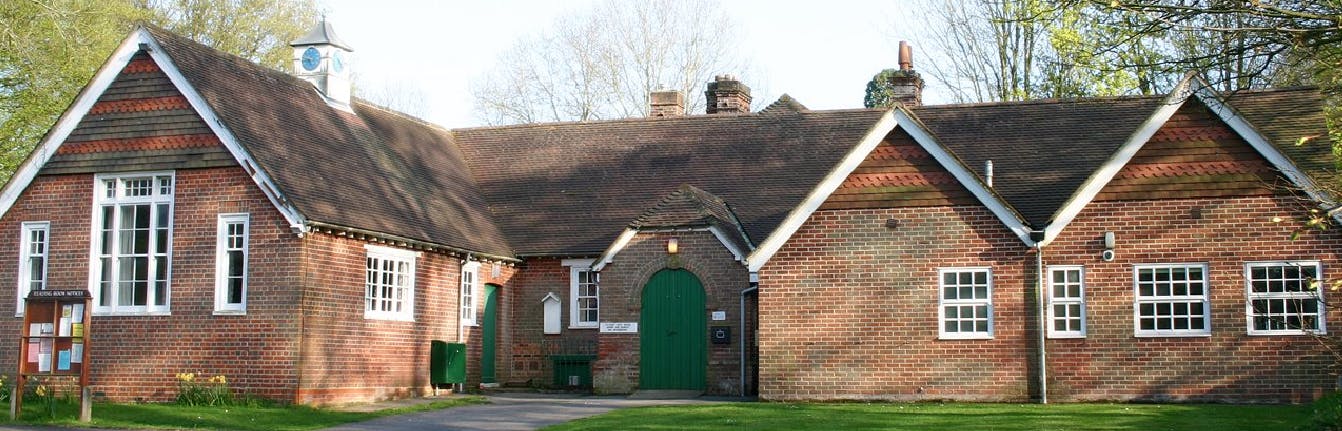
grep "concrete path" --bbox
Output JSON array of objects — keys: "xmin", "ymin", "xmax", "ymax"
[{"xmin": 322, "ymin": 393, "xmax": 719, "ymax": 431}]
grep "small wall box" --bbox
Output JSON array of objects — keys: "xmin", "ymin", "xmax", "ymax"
[{"xmin": 11, "ymin": 289, "xmax": 93, "ymax": 422}]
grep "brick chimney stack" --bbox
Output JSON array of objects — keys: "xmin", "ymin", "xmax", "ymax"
[
  {"xmin": 705, "ymin": 75, "xmax": 751, "ymax": 114},
  {"xmin": 889, "ymin": 41, "xmax": 924, "ymax": 107},
  {"xmin": 649, "ymin": 90, "xmax": 685, "ymax": 117}
]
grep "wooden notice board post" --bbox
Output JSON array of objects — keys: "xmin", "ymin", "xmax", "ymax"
[{"xmin": 11, "ymin": 289, "xmax": 92, "ymax": 421}]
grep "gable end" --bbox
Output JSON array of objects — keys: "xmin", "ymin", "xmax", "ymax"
[
  {"xmin": 40, "ymin": 51, "xmax": 234, "ymax": 175},
  {"xmin": 1095, "ymin": 99, "xmax": 1280, "ymax": 201}
]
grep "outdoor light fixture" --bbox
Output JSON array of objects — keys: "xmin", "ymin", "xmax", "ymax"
[
  {"xmin": 667, "ymin": 238, "xmax": 679, "ymax": 254},
  {"xmin": 1102, "ymin": 231, "xmax": 1116, "ymax": 262},
  {"xmin": 885, "ymin": 218, "xmax": 900, "ymax": 229}
]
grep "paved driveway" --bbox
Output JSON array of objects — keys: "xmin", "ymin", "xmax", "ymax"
[{"xmin": 321, "ymin": 394, "xmax": 717, "ymax": 431}]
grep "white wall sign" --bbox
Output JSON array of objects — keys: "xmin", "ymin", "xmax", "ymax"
[
  {"xmin": 600, "ymin": 322, "xmax": 638, "ymax": 333},
  {"xmin": 711, "ymin": 311, "xmax": 727, "ymax": 321}
]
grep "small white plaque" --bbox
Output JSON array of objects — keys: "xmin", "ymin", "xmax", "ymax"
[
  {"xmin": 600, "ymin": 322, "xmax": 639, "ymax": 333},
  {"xmin": 711, "ymin": 311, "xmax": 727, "ymax": 321}
]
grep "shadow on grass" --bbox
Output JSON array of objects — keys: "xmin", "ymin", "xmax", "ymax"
[
  {"xmin": 544, "ymin": 402, "xmax": 1311, "ymax": 431},
  {"xmin": 4, "ymin": 396, "xmax": 487, "ymax": 431}
]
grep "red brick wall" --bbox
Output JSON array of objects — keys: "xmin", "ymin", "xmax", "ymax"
[
  {"xmin": 0, "ymin": 167, "xmax": 303, "ymax": 402},
  {"xmin": 295, "ymin": 233, "xmax": 516, "ymax": 404},
  {"xmin": 1042, "ymin": 195, "xmax": 1341, "ymax": 402},
  {"xmin": 759, "ymin": 206, "xmax": 1033, "ymax": 401},
  {"xmin": 592, "ymin": 230, "xmax": 752, "ymax": 395},
  {"xmin": 506, "ymin": 257, "xmax": 599, "ymax": 388}
]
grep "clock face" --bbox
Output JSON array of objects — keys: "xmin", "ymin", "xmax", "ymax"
[
  {"xmin": 332, "ymin": 51, "xmax": 345, "ymax": 73},
  {"xmin": 301, "ymin": 47, "xmax": 320, "ymax": 71}
]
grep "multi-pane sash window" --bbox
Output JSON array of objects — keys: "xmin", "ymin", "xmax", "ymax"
[
  {"xmin": 461, "ymin": 261, "xmax": 479, "ymax": 326},
  {"xmin": 16, "ymin": 222, "xmax": 50, "ymax": 316},
  {"xmin": 939, "ymin": 267, "xmax": 993, "ymax": 339},
  {"xmin": 1134, "ymin": 264, "xmax": 1210, "ymax": 337},
  {"xmin": 91, "ymin": 173, "xmax": 173, "ymax": 314},
  {"xmin": 571, "ymin": 267, "xmax": 599, "ymax": 328},
  {"xmin": 1246, "ymin": 261, "xmax": 1325, "ymax": 335},
  {"xmin": 214, "ymin": 214, "xmax": 249, "ymax": 314},
  {"xmin": 364, "ymin": 245, "xmax": 417, "ymax": 321},
  {"xmin": 1047, "ymin": 266, "xmax": 1086, "ymax": 338}
]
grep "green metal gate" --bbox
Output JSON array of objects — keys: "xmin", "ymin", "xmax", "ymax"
[{"xmin": 639, "ymin": 269, "xmax": 706, "ymax": 390}]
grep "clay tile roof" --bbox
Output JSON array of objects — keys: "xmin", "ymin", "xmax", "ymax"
[
  {"xmin": 630, "ymin": 184, "xmax": 753, "ymax": 255},
  {"xmin": 761, "ymin": 94, "xmax": 808, "ymax": 114},
  {"xmin": 911, "ymin": 96, "xmax": 1169, "ymax": 226},
  {"xmin": 454, "ymin": 109, "xmax": 886, "ymax": 256},
  {"xmin": 1224, "ymin": 87, "xmax": 1335, "ymax": 187},
  {"xmin": 147, "ymin": 26, "xmax": 512, "ymax": 257}
]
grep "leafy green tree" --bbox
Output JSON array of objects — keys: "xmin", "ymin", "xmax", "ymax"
[{"xmin": 0, "ymin": 0, "xmax": 318, "ymax": 183}]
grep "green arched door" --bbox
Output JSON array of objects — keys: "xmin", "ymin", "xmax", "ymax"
[{"xmin": 639, "ymin": 269, "xmax": 706, "ymax": 390}]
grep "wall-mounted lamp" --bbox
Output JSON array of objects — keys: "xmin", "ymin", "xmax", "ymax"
[
  {"xmin": 667, "ymin": 238, "xmax": 679, "ymax": 254},
  {"xmin": 1102, "ymin": 231, "xmax": 1116, "ymax": 262}
]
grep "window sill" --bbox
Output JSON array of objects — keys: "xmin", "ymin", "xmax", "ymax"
[
  {"xmin": 462, "ymin": 322, "xmax": 478, "ymax": 327},
  {"xmin": 1248, "ymin": 330, "xmax": 1326, "ymax": 336},
  {"xmin": 94, "ymin": 310, "xmax": 172, "ymax": 317},
  {"xmin": 568, "ymin": 325, "xmax": 599, "ymax": 330},
  {"xmin": 938, "ymin": 334, "xmax": 993, "ymax": 340},
  {"xmin": 213, "ymin": 309, "xmax": 247, "ymax": 316},
  {"xmin": 1134, "ymin": 332, "xmax": 1211, "ymax": 338},
  {"xmin": 1047, "ymin": 334, "xmax": 1086, "ymax": 339},
  {"xmin": 364, "ymin": 313, "xmax": 415, "ymax": 322}
]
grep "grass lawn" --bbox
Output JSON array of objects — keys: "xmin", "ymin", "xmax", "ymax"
[
  {"xmin": 544, "ymin": 402, "xmax": 1312, "ymax": 431},
  {"xmin": 2, "ymin": 395, "xmax": 487, "ymax": 430}
]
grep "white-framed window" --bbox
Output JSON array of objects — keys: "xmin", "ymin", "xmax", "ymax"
[
  {"xmin": 16, "ymin": 221, "xmax": 50, "ymax": 316},
  {"xmin": 364, "ymin": 244, "xmax": 417, "ymax": 321},
  {"xmin": 1246, "ymin": 261, "xmax": 1325, "ymax": 335},
  {"xmin": 213, "ymin": 213, "xmax": 249, "ymax": 314},
  {"xmin": 1134, "ymin": 263, "xmax": 1210, "ymax": 337},
  {"xmin": 89, "ymin": 172, "xmax": 174, "ymax": 314},
  {"xmin": 461, "ymin": 261, "xmax": 479, "ymax": 326},
  {"xmin": 938, "ymin": 267, "xmax": 993, "ymax": 339},
  {"xmin": 1047, "ymin": 265, "xmax": 1086, "ymax": 338},
  {"xmin": 564, "ymin": 259, "xmax": 599, "ymax": 328}
]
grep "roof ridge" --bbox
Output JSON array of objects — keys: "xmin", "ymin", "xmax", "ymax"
[{"xmin": 452, "ymin": 107, "xmax": 885, "ymax": 133}]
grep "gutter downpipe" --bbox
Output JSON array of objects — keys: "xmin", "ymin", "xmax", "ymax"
[
  {"xmin": 741, "ymin": 282, "xmax": 758, "ymax": 397},
  {"xmin": 1035, "ymin": 237, "xmax": 1048, "ymax": 404}
]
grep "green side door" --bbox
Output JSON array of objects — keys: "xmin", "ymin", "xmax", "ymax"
[
  {"xmin": 639, "ymin": 269, "xmax": 706, "ymax": 390},
  {"xmin": 482, "ymin": 284, "xmax": 499, "ymax": 384}
]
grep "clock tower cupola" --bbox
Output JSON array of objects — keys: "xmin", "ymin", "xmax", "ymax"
[{"xmin": 291, "ymin": 19, "xmax": 354, "ymax": 107}]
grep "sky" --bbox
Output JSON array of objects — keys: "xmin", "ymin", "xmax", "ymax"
[{"xmin": 319, "ymin": 0, "xmax": 932, "ymax": 128}]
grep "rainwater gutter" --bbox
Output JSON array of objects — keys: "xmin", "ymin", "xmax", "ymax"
[
  {"xmin": 740, "ymin": 280, "xmax": 758, "ymax": 397},
  {"xmin": 1033, "ymin": 231, "xmax": 1048, "ymax": 404}
]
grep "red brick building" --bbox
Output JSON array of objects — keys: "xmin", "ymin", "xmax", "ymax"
[{"xmin": 0, "ymin": 23, "xmax": 1336, "ymax": 404}]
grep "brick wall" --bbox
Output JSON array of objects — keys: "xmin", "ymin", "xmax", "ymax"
[
  {"xmin": 1041, "ymin": 195, "xmax": 1341, "ymax": 402},
  {"xmin": 592, "ymin": 230, "xmax": 751, "ymax": 395},
  {"xmin": 506, "ymin": 257, "xmax": 599, "ymax": 388},
  {"xmin": 295, "ymin": 233, "xmax": 516, "ymax": 404},
  {"xmin": 759, "ymin": 206, "xmax": 1033, "ymax": 401},
  {"xmin": 760, "ymin": 196, "xmax": 1340, "ymax": 402},
  {"xmin": 0, "ymin": 167, "xmax": 303, "ymax": 402}
]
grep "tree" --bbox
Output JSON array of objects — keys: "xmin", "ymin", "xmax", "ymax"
[
  {"xmin": 471, "ymin": 0, "xmax": 752, "ymax": 125},
  {"xmin": 0, "ymin": 0, "xmax": 319, "ymax": 183},
  {"xmin": 919, "ymin": 0, "xmax": 1057, "ymax": 102},
  {"xmin": 1094, "ymin": 1, "xmax": 1341, "ymax": 93},
  {"xmin": 145, "ymin": 0, "xmax": 318, "ymax": 70},
  {"xmin": 0, "ymin": 0, "xmax": 148, "ymax": 179}
]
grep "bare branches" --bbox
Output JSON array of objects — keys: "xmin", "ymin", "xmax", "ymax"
[{"xmin": 471, "ymin": 0, "xmax": 750, "ymax": 125}]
